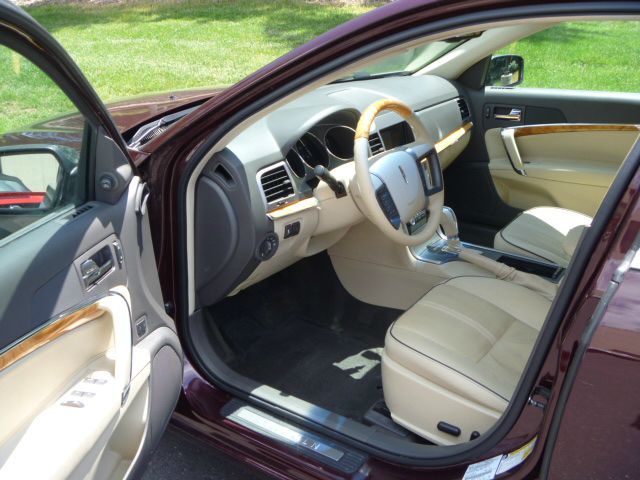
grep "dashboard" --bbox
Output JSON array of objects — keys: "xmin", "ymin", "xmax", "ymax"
[{"xmin": 193, "ymin": 75, "xmax": 473, "ymax": 306}]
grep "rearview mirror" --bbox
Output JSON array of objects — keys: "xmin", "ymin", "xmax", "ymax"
[
  {"xmin": 0, "ymin": 145, "xmax": 78, "ymax": 210},
  {"xmin": 485, "ymin": 54, "xmax": 524, "ymax": 87}
]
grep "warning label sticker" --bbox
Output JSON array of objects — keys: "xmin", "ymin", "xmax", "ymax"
[
  {"xmin": 462, "ymin": 437, "xmax": 538, "ymax": 480},
  {"xmin": 462, "ymin": 455, "xmax": 502, "ymax": 480},
  {"xmin": 496, "ymin": 437, "xmax": 537, "ymax": 476}
]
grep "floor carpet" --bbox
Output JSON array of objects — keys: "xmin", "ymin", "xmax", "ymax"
[{"xmin": 207, "ymin": 253, "xmax": 402, "ymax": 421}]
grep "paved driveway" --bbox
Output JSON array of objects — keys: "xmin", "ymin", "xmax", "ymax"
[{"xmin": 142, "ymin": 426, "xmax": 273, "ymax": 480}]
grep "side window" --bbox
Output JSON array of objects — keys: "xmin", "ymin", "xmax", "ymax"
[
  {"xmin": 489, "ymin": 21, "xmax": 640, "ymax": 92},
  {"xmin": 0, "ymin": 44, "xmax": 86, "ymax": 241}
]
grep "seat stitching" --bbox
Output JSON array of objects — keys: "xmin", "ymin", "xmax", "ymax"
[
  {"xmin": 389, "ymin": 279, "xmax": 540, "ymax": 402},
  {"xmin": 390, "ymin": 275, "xmax": 492, "ymax": 324},
  {"xmin": 475, "ymin": 319, "xmax": 514, "ymax": 367},
  {"xmin": 481, "ymin": 321, "xmax": 538, "ymax": 382},
  {"xmin": 452, "ymin": 279, "xmax": 550, "ymax": 332},
  {"xmin": 418, "ymin": 298, "xmax": 498, "ymax": 344},
  {"xmin": 389, "ymin": 328, "xmax": 510, "ymax": 402}
]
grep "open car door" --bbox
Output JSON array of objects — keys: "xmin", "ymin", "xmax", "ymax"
[{"xmin": 0, "ymin": 3, "xmax": 182, "ymax": 479}]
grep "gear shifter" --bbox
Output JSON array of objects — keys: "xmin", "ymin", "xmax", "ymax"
[{"xmin": 440, "ymin": 206, "xmax": 462, "ymax": 252}]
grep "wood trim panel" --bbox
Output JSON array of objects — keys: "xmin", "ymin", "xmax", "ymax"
[
  {"xmin": 0, "ymin": 303, "xmax": 104, "ymax": 372},
  {"xmin": 267, "ymin": 196, "xmax": 319, "ymax": 219},
  {"xmin": 512, "ymin": 123, "xmax": 640, "ymax": 138},
  {"xmin": 435, "ymin": 122, "xmax": 473, "ymax": 154}
]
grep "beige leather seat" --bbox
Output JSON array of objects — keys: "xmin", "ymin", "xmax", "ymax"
[
  {"xmin": 382, "ymin": 276, "xmax": 551, "ymax": 445},
  {"xmin": 495, "ymin": 206, "xmax": 591, "ymax": 267}
]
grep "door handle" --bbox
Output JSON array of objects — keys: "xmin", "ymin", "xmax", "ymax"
[
  {"xmin": 494, "ymin": 108, "xmax": 522, "ymax": 121},
  {"xmin": 80, "ymin": 246, "xmax": 114, "ymax": 288},
  {"xmin": 493, "ymin": 108, "xmax": 522, "ymax": 122},
  {"xmin": 500, "ymin": 128, "xmax": 527, "ymax": 176},
  {"xmin": 493, "ymin": 107, "xmax": 522, "ymax": 122}
]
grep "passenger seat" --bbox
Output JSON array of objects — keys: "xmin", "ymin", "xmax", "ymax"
[{"xmin": 494, "ymin": 206, "xmax": 591, "ymax": 267}]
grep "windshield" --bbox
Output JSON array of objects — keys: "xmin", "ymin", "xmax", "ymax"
[{"xmin": 335, "ymin": 38, "xmax": 471, "ymax": 82}]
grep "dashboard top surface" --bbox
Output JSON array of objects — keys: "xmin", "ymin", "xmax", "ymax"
[{"xmin": 226, "ymin": 75, "xmax": 461, "ymax": 171}]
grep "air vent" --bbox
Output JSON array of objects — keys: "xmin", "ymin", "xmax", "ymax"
[
  {"xmin": 57, "ymin": 203, "xmax": 96, "ymax": 225},
  {"xmin": 457, "ymin": 98, "xmax": 471, "ymax": 120},
  {"xmin": 136, "ymin": 125, "xmax": 168, "ymax": 146},
  {"xmin": 259, "ymin": 164, "xmax": 294, "ymax": 204},
  {"xmin": 70, "ymin": 204, "xmax": 95, "ymax": 219},
  {"xmin": 369, "ymin": 132, "xmax": 385, "ymax": 155}
]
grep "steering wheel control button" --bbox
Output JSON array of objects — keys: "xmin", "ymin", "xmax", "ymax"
[
  {"xmin": 83, "ymin": 377, "xmax": 108, "ymax": 385},
  {"xmin": 407, "ymin": 209, "xmax": 428, "ymax": 235},
  {"xmin": 284, "ymin": 221, "xmax": 301, "ymax": 239},
  {"xmin": 71, "ymin": 390, "xmax": 96, "ymax": 398},
  {"xmin": 422, "ymin": 149, "xmax": 444, "ymax": 195},
  {"xmin": 375, "ymin": 185, "xmax": 401, "ymax": 229},
  {"xmin": 256, "ymin": 233, "xmax": 279, "ymax": 261}
]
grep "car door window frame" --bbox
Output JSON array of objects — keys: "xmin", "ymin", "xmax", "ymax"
[{"xmin": 0, "ymin": 21, "xmax": 131, "ymax": 244}]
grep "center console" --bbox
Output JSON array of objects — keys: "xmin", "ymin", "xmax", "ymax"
[
  {"xmin": 411, "ymin": 206, "xmax": 565, "ymax": 283},
  {"xmin": 412, "ymin": 238, "xmax": 565, "ymax": 282}
]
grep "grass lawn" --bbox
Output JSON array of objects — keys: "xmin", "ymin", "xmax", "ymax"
[
  {"xmin": 498, "ymin": 21, "xmax": 640, "ymax": 92},
  {"xmin": 1, "ymin": 0, "xmax": 378, "ymax": 131},
  {"xmin": 1, "ymin": 3, "xmax": 639, "ymax": 132},
  {"xmin": 28, "ymin": 0, "xmax": 378, "ymax": 101}
]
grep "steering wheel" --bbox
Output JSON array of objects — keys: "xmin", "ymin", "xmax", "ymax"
[{"xmin": 353, "ymin": 99, "xmax": 444, "ymax": 246}]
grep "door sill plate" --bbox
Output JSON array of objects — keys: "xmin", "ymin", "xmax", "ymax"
[{"xmin": 222, "ymin": 400, "xmax": 367, "ymax": 475}]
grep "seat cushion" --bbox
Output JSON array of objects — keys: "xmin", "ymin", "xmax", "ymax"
[
  {"xmin": 382, "ymin": 276, "xmax": 552, "ymax": 444},
  {"xmin": 494, "ymin": 206, "xmax": 591, "ymax": 267}
]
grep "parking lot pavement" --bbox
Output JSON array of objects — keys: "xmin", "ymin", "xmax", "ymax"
[{"xmin": 141, "ymin": 425, "xmax": 273, "ymax": 480}]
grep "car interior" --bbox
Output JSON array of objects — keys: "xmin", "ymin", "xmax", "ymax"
[{"xmin": 130, "ymin": 16, "xmax": 640, "ymax": 457}]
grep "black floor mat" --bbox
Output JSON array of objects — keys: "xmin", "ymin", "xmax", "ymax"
[{"xmin": 207, "ymin": 253, "xmax": 402, "ymax": 421}]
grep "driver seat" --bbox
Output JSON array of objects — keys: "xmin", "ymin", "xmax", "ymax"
[{"xmin": 381, "ymin": 276, "xmax": 552, "ymax": 445}]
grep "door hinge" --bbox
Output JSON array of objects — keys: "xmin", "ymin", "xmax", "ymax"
[{"xmin": 528, "ymin": 385, "xmax": 551, "ymax": 410}]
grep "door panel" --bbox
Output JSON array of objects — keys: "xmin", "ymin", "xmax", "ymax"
[
  {"xmin": 485, "ymin": 125, "xmax": 640, "ymax": 216},
  {"xmin": 0, "ymin": 174, "xmax": 182, "ymax": 479},
  {"xmin": 446, "ymin": 87, "xmax": 640, "ymax": 245}
]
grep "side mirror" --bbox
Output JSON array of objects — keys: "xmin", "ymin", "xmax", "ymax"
[
  {"xmin": 0, "ymin": 145, "xmax": 78, "ymax": 210},
  {"xmin": 485, "ymin": 54, "xmax": 524, "ymax": 87}
]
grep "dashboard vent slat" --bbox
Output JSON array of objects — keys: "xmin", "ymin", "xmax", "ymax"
[
  {"xmin": 457, "ymin": 98, "xmax": 471, "ymax": 120},
  {"xmin": 70, "ymin": 204, "xmax": 94, "ymax": 219},
  {"xmin": 368, "ymin": 132, "xmax": 385, "ymax": 155},
  {"xmin": 259, "ymin": 165, "xmax": 294, "ymax": 204}
]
